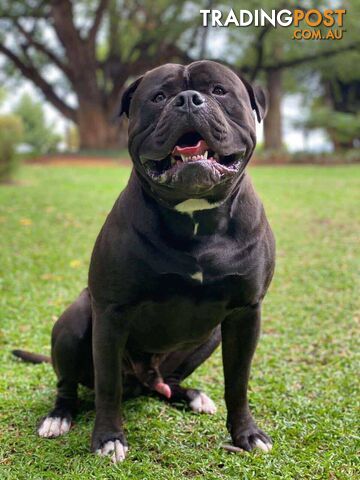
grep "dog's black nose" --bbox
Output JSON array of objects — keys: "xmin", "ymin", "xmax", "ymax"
[{"xmin": 174, "ymin": 90, "xmax": 205, "ymax": 110}]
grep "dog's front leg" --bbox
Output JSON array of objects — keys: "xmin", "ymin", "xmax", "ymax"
[
  {"xmin": 221, "ymin": 304, "xmax": 272, "ymax": 453},
  {"xmin": 91, "ymin": 302, "xmax": 129, "ymax": 463}
]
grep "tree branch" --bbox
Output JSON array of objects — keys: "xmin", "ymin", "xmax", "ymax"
[
  {"xmin": 88, "ymin": 0, "xmax": 109, "ymax": 45},
  {"xmin": 208, "ymin": 42, "xmax": 360, "ymax": 81},
  {"xmin": 0, "ymin": 43, "xmax": 76, "ymax": 122},
  {"xmin": 199, "ymin": 0, "xmax": 214, "ymax": 58},
  {"xmin": 50, "ymin": 0, "xmax": 83, "ymax": 67},
  {"xmin": 14, "ymin": 20, "xmax": 74, "ymax": 80},
  {"xmin": 249, "ymin": 24, "xmax": 272, "ymax": 81},
  {"xmin": 263, "ymin": 41, "xmax": 360, "ymax": 71},
  {"xmin": 50, "ymin": 0, "xmax": 100, "ymax": 97}
]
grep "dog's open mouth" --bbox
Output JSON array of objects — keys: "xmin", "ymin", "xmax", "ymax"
[{"xmin": 143, "ymin": 131, "xmax": 245, "ymax": 184}]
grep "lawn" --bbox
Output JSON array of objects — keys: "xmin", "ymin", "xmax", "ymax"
[{"xmin": 0, "ymin": 164, "xmax": 359, "ymax": 479}]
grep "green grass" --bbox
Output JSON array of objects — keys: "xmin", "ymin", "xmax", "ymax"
[{"xmin": 0, "ymin": 165, "xmax": 359, "ymax": 479}]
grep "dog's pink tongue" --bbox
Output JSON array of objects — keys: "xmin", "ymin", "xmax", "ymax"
[
  {"xmin": 154, "ymin": 382, "xmax": 172, "ymax": 399},
  {"xmin": 172, "ymin": 140, "xmax": 207, "ymax": 157}
]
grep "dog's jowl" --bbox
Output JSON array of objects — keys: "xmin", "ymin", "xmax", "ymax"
[{"xmin": 13, "ymin": 60, "xmax": 275, "ymax": 463}]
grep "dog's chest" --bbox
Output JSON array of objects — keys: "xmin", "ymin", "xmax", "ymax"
[
  {"xmin": 128, "ymin": 281, "xmax": 229, "ymax": 352},
  {"xmin": 154, "ymin": 206, "xmax": 253, "ymax": 282},
  {"xmin": 123, "ymin": 205, "xmax": 264, "ymax": 352},
  {"xmin": 127, "ymin": 268, "xmax": 253, "ymax": 353}
]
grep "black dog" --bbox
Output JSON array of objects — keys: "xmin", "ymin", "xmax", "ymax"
[{"xmin": 13, "ymin": 60, "xmax": 275, "ymax": 463}]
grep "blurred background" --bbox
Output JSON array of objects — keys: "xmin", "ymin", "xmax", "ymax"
[{"xmin": 0, "ymin": 0, "xmax": 359, "ymax": 178}]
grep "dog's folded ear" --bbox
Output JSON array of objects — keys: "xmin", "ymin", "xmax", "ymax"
[
  {"xmin": 241, "ymin": 77, "xmax": 268, "ymax": 123},
  {"xmin": 119, "ymin": 76, "xmax": 144, "ymax": 117}
]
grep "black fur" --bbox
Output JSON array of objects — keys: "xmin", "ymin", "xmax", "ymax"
[{"xmin": 14, "ymin": 61, "xmax": 275, "ymax": 458}]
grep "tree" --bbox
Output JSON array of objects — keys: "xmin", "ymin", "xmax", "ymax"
[
  {"xmin": 0, "ymin": 0, "xmax": 201, "ymax": 150},
  {"xmin": 299, "ymin": 48, "xmax": 360, "ymax": 151},
  {"xmin": 2, "ymin": 1, "xmax": 358, "ymax": 153},
  {"xmin": 213, "ymin": 0, "xmax": 360, "ymax": 151},
  {"xmin": 14, "ymin": 93, "xmax": 61, "ymax": 155},
  {"xmin": 293, "ymin": 0, "xmax": 360, "ymax": 151}
]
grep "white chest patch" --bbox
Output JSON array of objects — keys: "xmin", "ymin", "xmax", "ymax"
[
  {"xmin": 191, "ymin": 271, "xmax": 203, "ymax": 282},
  {"xmin": 175, "ymin": 199, "xmax": 222, "ymax": 213},
  {"xmin": 175, "ymin": 199, "xmax": 223, "ymax": 236}
]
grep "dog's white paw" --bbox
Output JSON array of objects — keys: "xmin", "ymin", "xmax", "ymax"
[
  {"xmin": 38, "ymin": 416, "xmax": 71, "ymax": 438},
  {"xmin": 254, "ymin": 438, "xmax": 272, "ymax": 452},
  {"xmin": 222, "ymin": 437, "xmax": 273, "ymax": 454},
  {"xmin": 189, "ymin": 392, "xmax": 217, "ymax": 414},
  {"xmin": 96, "ymin": 440, "xmax": 128, "ymax": 463}
]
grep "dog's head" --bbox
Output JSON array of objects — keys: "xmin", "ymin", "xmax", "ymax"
[{"xmin": 120, "ymin": 60, "xmax": 267, "ymax": 206}]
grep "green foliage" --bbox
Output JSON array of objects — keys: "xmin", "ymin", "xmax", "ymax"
[
  {"xmin": 1, "ymin": 0, "xmax": 203, "ymax": 99},
  {"xmin": 0, "ymin": 114, "xmax": 23, "ymax": 182},
  {"xmin": 13, "ymin": 94, "xmax": 61, "ymax": 156},
  {"xmin": 298, "ymin": 105, "xmax": 360, "ymax": 148},
  {"xmin": 0, "ymin": 165, "xmax": 359, "ymax": 478},
  {"xmin": 1, "ymin": 0, "xmax": 359, "ymax": 152},
  {"xmin": 223, "ymin": 0, "xmax": 360, "ymax": 122},
  {"xmin": 0, "ymin": 87, "xmax": 7, "ymax": 104}
]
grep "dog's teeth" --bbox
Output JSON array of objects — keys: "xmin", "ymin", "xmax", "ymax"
[
  {"xmin": 158, "ymin": 173, "xmax": 166, "ymax": 183},
  {"xmin": 181, "ymin": 154, "xmax": 186, "ymax": 162},
  {"xmin": 204, "ymin": 151, "xmax": 208, "ymax": 159}
]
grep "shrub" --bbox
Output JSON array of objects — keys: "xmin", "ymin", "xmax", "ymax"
[
  {"xmin": 0, "ymin": 115, "xmax": 23, "ymax": 183},
  {"xmin": 14, "ymin": 93, "xmax": 61, "ymax": 155}
]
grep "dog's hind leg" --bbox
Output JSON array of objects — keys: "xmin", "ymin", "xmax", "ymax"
[
  {"xmin": 38, "ymin": 288, "xmax": 93, "ymax": 438},
  {"xmin": 159, "ymin": 325, "xmax": 221, "ymax": 414}
]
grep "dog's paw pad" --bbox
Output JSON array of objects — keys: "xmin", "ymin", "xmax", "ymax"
[
  {"xmin": 38, "ymin": 416, "xmax": 71, "ymax": 438},
  {"xmin": 189, "ymin": 392, "xmax": 217, "ymax": 414},
  {"xmin": 96, "ymin": 440, "xmax": 128, "ymax": 463}
]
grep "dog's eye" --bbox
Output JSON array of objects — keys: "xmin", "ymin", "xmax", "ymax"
[
  {"xmin": 153, "ymin": 92, "xmax": 166, "ymax": 103},
  {"xmin": 212, "ymin": 86, "xmax": 226, "ymax": 96}
]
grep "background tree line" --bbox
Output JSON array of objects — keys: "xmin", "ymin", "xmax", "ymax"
[{"xmin": 0, "ymin": 0, "xmax": 359, "ymax": 154}]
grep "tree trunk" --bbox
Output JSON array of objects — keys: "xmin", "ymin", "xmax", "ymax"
[
  {"xmin": 77, "ymin": 104, "xmax": 120, "ymax": 150},
  {"xmin": 263, "ymin": 68, "xmax": 283, "ymax": 151},
  {"xmin": 77, "ymin": 115, "xmax": 128, "ymax": 150},
  {"xmin": 76, "ymin": 97, "xmax": 127, "ymax": 150}
]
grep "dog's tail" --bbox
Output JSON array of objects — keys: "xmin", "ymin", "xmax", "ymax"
[{"xmin": 12, "ymin": 349, "xmax": 51, "ymax": 364}]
